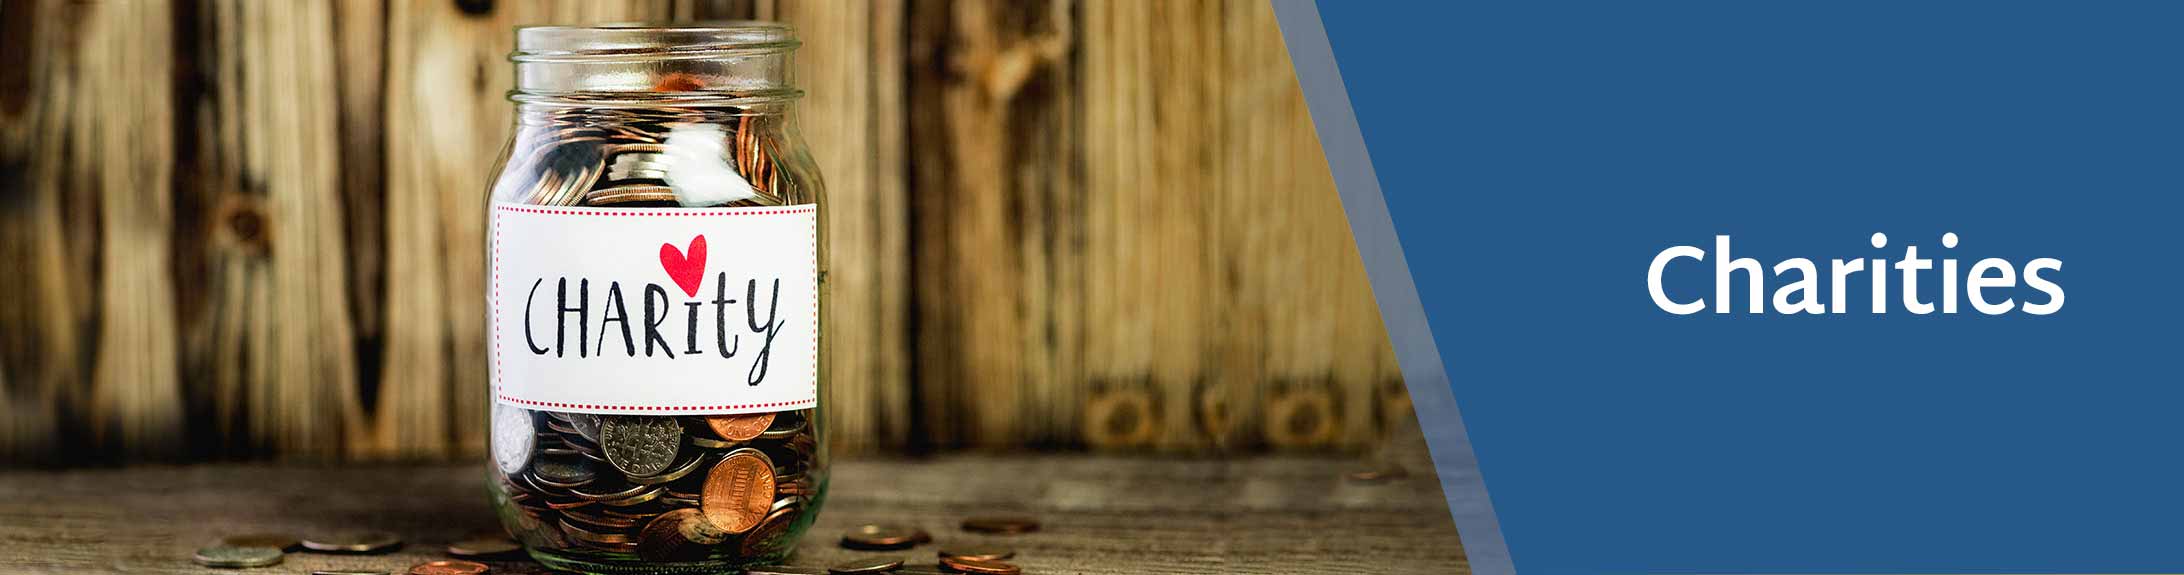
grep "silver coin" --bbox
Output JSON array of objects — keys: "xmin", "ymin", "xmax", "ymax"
[
  {"xmin": 569, "ymin": 413, "xmax": 602, "ymax": 443},
  {"xmin": 300, "ymin": 530, "xmax": 402, "ymax": 553},
  {"xmin": 600, "ymin": 416, "xmax": 683, "ymax": 477},
  {"xmin": 193, "ymin": 545, "xmax": 283, "ymax": 568},
  {"xmin": 492, "ymin": 404, "xmax": 536, "ymax": 476},
  {"xmin": 531, "ymin": 455, "xmax": 597, "ymax": 487}
]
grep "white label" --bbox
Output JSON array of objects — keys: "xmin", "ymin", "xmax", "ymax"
[{"xmin": 490, "ymin": 202, "xmax": 817, "ymax": 415}]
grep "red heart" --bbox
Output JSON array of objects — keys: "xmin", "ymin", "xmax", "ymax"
[{"xmin": 659, "ymin": 235, "xmax": 707, "ymax": 297}]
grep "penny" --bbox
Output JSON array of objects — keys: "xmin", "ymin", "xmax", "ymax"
[
  {"xmin": 938, "ymin": 557, "xmax": 1021, "ymax": 575},
  {"xmin": 219, "ymin": 532, "xmax": 301, "ymax": 551},
  {"xmin": 600, "ymin": 416, "xmax": 683, "ymax": 477},
  {"xmin": 493, "ymin": 405, "xmax": 536, "ymax": 476},
  {"xmin": 701, "ymin": 448, "xmax": 777, "ymax": 533},
  {"xmin": 704, "ymin": 412, "xmax": 775, "ymax": 442},
  {"xmin": 737, "ymin": 500, "xmax": 801, "ymax": 558},
  {"xmin": 445, "ymin": 535, "xmax": 521, "ymax": 558},
  {"xmin": 560, "ymin": 517, "xmax": 634, "ymax": 546},
  {"xmin": 193, "ymin": 545, "xmax": 284, "ymax": 568},
  {"xmin": 637, "ymin": 508, "xmax": 727, "ymax": 561},
  {"xmin": 960, "ymin": 515, "xmax": 1040, "ymax": 535},
  {"xmin": 937, "ymin": 546, "xmax": 1015, "ymax": 561},
  {"xmin": 830, "ymin": 557, "xmax": 905, "ymax": 574},
  {"xmin": 302, "ymin": 531, "xmax": 403, "ymax": 554},
  {"xmin": 841, "ymin": 524, "xmax": 923, "ymax": 551},
  {"xmin": 562, "ymin": 509, "xmax": 641, "ymax": 530},
  {"xmin": 408, "ymin": 560, "xmax": 490, "ymax": 575}
]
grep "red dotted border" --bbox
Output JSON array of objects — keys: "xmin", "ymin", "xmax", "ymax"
[{"xmin": 490, "ymin": 202, "xmax": 819, "ymax": 413}]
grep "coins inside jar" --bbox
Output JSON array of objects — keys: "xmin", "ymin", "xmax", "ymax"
[{"xmin": 497, "ymin": 408, "xmax": 819, "ymax": 562}]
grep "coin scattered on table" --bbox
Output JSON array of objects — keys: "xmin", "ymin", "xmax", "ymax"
[
  {"xmin": 193, "ymin": 545, "xmax": 284, "ymax": 568},
  {"xmin": 829, "ymin": 557, "xmax": 905, "ymax": 574},
  {"xmin": 842, "ymin": 523, "xmax": 926, "ymax": 550},
  {"xmin": 446, "ymin": 534, "xmax": 521, "ymax": 558},
  {"xmin": 219, "ymin": 532, "xmax": 301, "ymax": 551},
  {"xmin": 937, "ymin": 545, "xmax": 1015, "ymax": 561},
  {"xmin": 408, "ymin": 559, "xmax": 490, "ymax": 575},
  {"xmin": 938, "ymin": 556, "xmax": 1022, "ymax": 575},
  {"xmin": 302, "ymin": 530, "xmax": 403, "ymax": 554},
  {"xmin": 960, "ymin": 515, "xmax": 1040, "ymax": 535}
]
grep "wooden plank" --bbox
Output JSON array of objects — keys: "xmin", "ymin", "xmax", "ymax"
[
  {"xmin": 906, "ymin": 0, "xmax": 1080, "ymax": 449},
  {"xmin": 0, "ymin": 454, "xmax": 1467, "ymax": 574}
]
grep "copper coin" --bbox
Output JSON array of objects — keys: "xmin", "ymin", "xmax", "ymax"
[
  {"xmin": 938, "ymin": 557, "xmax": 1021, "ymax": 575},
  {"xmin": 408, "ymin": 560, "xmax": 489, "ymax": 575},
  {"xmin": 937, "ymin": 546, "xmax": 1015, "ymax": 561},
  {"xmin": 829, "ymin": 557, "xmax": 905, "ymax": 574},
  {"xmin": 219, "ymin": 532, "xmax": 301, "ymax": 551},
  {"xmin": 637, "ymin": 508, "xmax": 727, "ymax": 561},
  {"xmin": 960, "ymin": 515, "xmax": 1040, "ymax": 535},
  {"xmin": 841, "ymin": 524, "xmax": 924, "ymax": 550},
  {"xmin": 704, "ymin": 412, "xmax": 776, "ymax": 442},
  {"xmin": 302, "ymin": 531, "xmax": 403, "ymax": 554},
  {"xmin": 736, "ymin": 502, "xmax": 801, "ymax": 558},
  {"xmin": 701, "ymin": 448, "xmax": 776, "ymax": 533}
]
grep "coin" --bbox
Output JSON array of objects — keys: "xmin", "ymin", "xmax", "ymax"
[
  {"xmin": 841, "ymin": 524, "xmax": 923, "ymax": 550},
  {"xmin": 219, "ymin": 532, "xmax": 301, "ymax": 551},
  {"xmin": 636, "ymin": 508, "xmax": 726, "ymax": 561},
  {"xmin": 628, "ymin": 452, "xmax": 708, "ymax": 485},
  {"xmin": 737, "ymin": 500, "xmax": 800, "ymax": 558},
  {"xmin": 408, "ymin": 560, "xmax": 489, "ymax": 575},
  {"xmin": 530, "ymin": 455, "xmax": 597, "ymax": 488},
  {"xmin": 302, "ymin": 531, "xmax": 403, "ymax": 553},
  {"xmin": 568, "ymin": 413, "xmax": 603, "ymax": 443},
  {"xmin": 493, "ymin": 405, "xmax": 535, "ymax": 476},
  {"xmin": 704, "ymin": 412, "xmax": 775, "ymax": 442},
  {"xmin": 445, "ymin": 535, "xmax": 521, "ymax": 558},
  {"xmin": 960, "ymin": 515, "xmax": 1040, "ymax": 535},
  {"xmin": 585, "ymin": 184, "xmax": 679, "ymax": 206},
  {"xmin": 829, "ymin": 557, "xmax": 904, "ymax": 574},
  {"xmin": 938, "ymin": 557, "xmax": 1020, "ymax": 575},
  {"xmin": 601, "ymin": 416, "xmax": 683, "ymax": 477},
  {"xmin": 701, "ymin": 448, "xmax": 777, "ymax": 533},
  {"xmin": 937, "ymin": 546, "xmax": 1015, "ymax": 561},
  {"xmin": 193, "ymin": 545, "xmax": 284, "ymax": 568},
  {"xmin": 688, "ymin": 435, "xmax": 738, "ymax": 449}
]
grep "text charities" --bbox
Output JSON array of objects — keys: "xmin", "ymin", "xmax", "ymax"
[{"xmin": 1648, "ymin": 233, "xmax": 2063, "ymax": 316}]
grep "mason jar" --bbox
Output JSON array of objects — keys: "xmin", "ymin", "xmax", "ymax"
[{"xmin": 483, "ymin": 23, "xmax": 827, "ymax": 574}]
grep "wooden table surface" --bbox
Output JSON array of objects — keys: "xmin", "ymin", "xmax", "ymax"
[{"xmin": 0, "ymin": 454, "xmax": 1467, "ymax": 574}]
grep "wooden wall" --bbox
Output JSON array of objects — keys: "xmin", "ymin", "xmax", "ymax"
[{"xmin": 0, "ymin": 0, "xmax": 1404, "ymax": 463}]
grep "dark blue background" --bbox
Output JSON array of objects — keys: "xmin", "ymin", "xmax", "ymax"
[{"xmin": 1317, "ymin": 1, "xmax": 2184, "ymax": 572}]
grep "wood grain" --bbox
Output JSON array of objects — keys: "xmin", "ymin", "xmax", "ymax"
[
  {"xmin": 0, "ymin": 0, "xmax": 1405, "ymax": 462},
  {"xmin": 0, "ymin": 455, "xmax": 1467, "ymax": 574}
]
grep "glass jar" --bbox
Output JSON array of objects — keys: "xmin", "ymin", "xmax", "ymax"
[{"xmin": 484, "ymin": 23, "xmax": 827, "ymax": 574}]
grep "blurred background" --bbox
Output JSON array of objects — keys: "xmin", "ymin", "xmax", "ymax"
[{"xmin": 0, "ymin": 0, "xmax": 1402, "ymax": 464}]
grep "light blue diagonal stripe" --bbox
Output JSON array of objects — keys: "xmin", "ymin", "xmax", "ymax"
[{"xmin": 1269, "ymin": 2, "xmax": 1515, "ymax": 574}]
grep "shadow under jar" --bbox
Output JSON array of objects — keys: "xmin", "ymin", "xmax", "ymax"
[{"xmin": 484, "ymin": 23, "xmax": 828, "ymax": 574}]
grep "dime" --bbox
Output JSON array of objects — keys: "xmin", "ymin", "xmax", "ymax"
[
  {"xmin": 445, "ymin": 535, "xmax": 521, "ymax": 558},
  {"xmin": 599, "ymin": 485, "xmax": 666, "ymax": 507},
  {"xmin": 408, "ymin": 560, "xmax": 489, "ymax": 575},
  {"xmin": 829, "ymin": 557, "xmax": 904, "ymax": 574},
  {"xmin": 701, "ymin": 448, "xmax": 777, "ymax": 533},
  {"xmin": 636, "ymin": 508, "xmax": 727, "ymax": 561},
  {"xmin": 960, "ymin": 515, "xmax": 1040, "ymax": 535},
  {"xmin": 568, "ymin": 413, "xmax": 603, "ymax": 443},
  {"xmin": 600, "ymin": 416, "xmax": 683, "ymax": 477},
  {"xmin": 192, "ymin": 545, "xmax": 284, "ymax": 568},
  {"xmin": 704, "ymin": 412, "xmax": 775, "ymax": 442},
  {"xmin": 756, "ymin": 416, "xmax": 807, "ymax": 440},
  {"xmin": 493, "ymin": 405, "xmax": 536, "ymax": 476},
  {"xmin": 219, "ymin": 533, "xmax": 301, "ymax": 551},
  {"xmin": 688, "ymin": 435, "xmax": 737, "ymax": 449},
  {"xmin": 841, "ymin": 524, "xmax": 922, "ymax": 551},
  {"xmin": 938, "ymin": 557, "xmax": 1021, "ymax": 575},
  {"xmin": 569, "ymin": 479, "xmax": 649, "ymax": 501},
  {"xmin": 530, "ymin": 455, "xmax": 597, "ymax": 488},
  {"xmin": 301, "ymin": 531, "xmax": 403, "ymax": 554},
  {"xmin": 936, "ymin": 546, "xmax": 1014, "ymax": 561}
]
